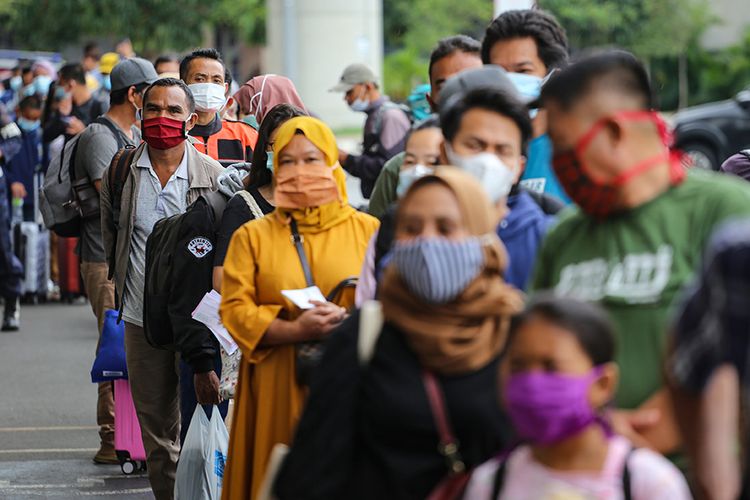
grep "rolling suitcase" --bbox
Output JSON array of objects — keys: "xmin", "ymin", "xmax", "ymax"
[
  {"xmin": 57, "ymin": 236, "xmax": 82, "ymax": 301},
  {"xmin": 113, "ymin": 379, "xmax": 147, "ymax": 475},
  {"xmin": 11, "ymin": 170, "xmax": 50, "ymax": 303},
  {"xmin": 11, "ymin": 221, "xmax": 50, "ymax": 303}
]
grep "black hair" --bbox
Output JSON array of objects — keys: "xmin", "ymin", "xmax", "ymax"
[
  {"xmin": 428, "ymin": 35, "xmax": 481, "ymax": 81},
  {"xmin": 247, "ymin": 103, "xmax": 308, "ymax": 190},
  {"xmin": 18, "ymin": 94, "xmax": 42, "ymax": 111},
  {"xmin": 481, "ymin": 9, "xmax": 568, "ymax": 71},
  {"xmin": 440, "ymin": 87, "xmax": 533, "ymax": 154},
  {"xmin": 58, "ymin": 63, "xmax": 86, "ymax": 85},
  {"xmin": 142, "ymin": 78, "xmax": 196, "ymax": 114},
  {"xmin": 83, "ymin": 41, "xmax": 100, "ymax": 58},
  {"xmin": 41, "ymin": 81, "xmax": 57, "ymax": 125},
  {"xmin": 109, "ymin": 81, "xmax": 150, "ymax": 107},
  {"xmin": 179, "ymin": 48, "xmax": 225, "ymax": 81},
  {"xmin": 507, "ymin": 294, "xmax": 616, "ymax": 366},
  {"xmin": 225, "ymin": 67, "xmax": 233, "ymax": 88},
  {"xmin": 405, "ymin": 115, "xmax": 441, "ymax": 146},
  {"xmin": 154, "ymin": 53, "xmax": 179, "ymax": 71},
  {"xmin": 540, "ymin": 49, "xmax": 655, "ymax": 111}
]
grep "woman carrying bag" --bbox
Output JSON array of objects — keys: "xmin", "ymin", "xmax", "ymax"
[
  {"xmin": 219, "ymin": 116, "xmax": 379, "ymax": 500},
  {"xmin": 274, "ymin": 168, "xmax": 524, "ymax": 500}
]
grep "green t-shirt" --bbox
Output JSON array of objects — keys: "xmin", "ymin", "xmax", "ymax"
[
  {"xmin": 368, "ymin": 152, "xmax": 404, "ymax": 219},
  {"xmin": 532, "ymin": 170, "xmax": 750, "ymax": 408}
]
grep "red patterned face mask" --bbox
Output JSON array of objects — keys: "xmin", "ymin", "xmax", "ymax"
[
  {"xmin": 141, "ymin": 116, "xmax": 188, "ymax": 150},
  {"xmin": 552, "ymin": 110, "xmax": 685, "ymax": 219}
]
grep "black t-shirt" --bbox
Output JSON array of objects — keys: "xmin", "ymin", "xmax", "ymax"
[{"xmin": 214, "ymin": 187, "xmax": 274, "ymax": 266}]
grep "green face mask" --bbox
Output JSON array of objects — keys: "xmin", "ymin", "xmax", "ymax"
[
  {"xmin": 243, "ymin": 114, "xmax": 259, "ymax": 129},
  {"xmin": 266, "ymin": 151, "xmax": 274, "ymax": 172}
]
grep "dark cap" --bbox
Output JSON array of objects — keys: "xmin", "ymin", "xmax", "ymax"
[
  {"xmin": 439, "ymin": 64, "xmax": 523, "ymax": 111},
  {"xmin": 110, "ymin": 57, "xmax": 158, "ymax": 92},
  {"xmin": 329, "ymin": 63, "xmax": 377, "ymax": 93}
]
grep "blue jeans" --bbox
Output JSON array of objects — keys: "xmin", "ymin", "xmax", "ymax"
[
  {"xmin": 179, "ymin": 353, "xmax": 229, "ymax": 444},
  {"xmin": 0, "ymin": 171, "xmax": 23, "ymax": 300}
]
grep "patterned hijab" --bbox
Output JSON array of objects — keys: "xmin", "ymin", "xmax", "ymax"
[
  {"xmin": 234, "ymin": 75, "xmax": 307, "ymax": 124},
  {"xmin": 379, "ymin": 167, "xmax": 525, "ymax": 375}
]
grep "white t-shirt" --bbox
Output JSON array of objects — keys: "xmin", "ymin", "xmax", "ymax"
[{"xmin": 463, "ymin": 436, "xmax": 691, "ymax": 500}]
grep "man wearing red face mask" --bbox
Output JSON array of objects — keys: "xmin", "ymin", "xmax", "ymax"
[
  {"xmin": 100, "ymin": 77, "xmax": 223, "ymax": 500},
  {"xmin": 531, "ymin": 51, "xmax": 750, "ymax": 455}
]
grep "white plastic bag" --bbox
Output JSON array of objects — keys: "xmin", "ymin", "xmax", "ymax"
[{"xmin": 174, "ymin": 405, "xmax": 229, "ymax": 500}]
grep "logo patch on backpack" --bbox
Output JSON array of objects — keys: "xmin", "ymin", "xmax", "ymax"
[{"xmin": 187, "ymin": 237, "xmax": 213, "ymax": 258}]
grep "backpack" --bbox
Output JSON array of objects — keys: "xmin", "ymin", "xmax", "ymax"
[
  {"xmin": 143, "ymin": 190, "xmax": 227, "ymax": 349},
  {"xmin": 488, "ymin": 446, "xmax": 636, "ymax": 500},
  {"xmin": 373, "ymin": 100, "xmax": 414, "ymax": 137},
  {"xmin": 40, "ymin": 117, "xmax": 124, "ymax": 237}
]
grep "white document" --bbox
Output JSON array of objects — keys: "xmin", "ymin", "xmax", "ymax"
[
  {"xmin": 192, "ymin": 290, "xmax": 238, "ymax": 355},
  {"xmin": 281, "ymin": 286, "xmax": 327, "ymax": 310}
]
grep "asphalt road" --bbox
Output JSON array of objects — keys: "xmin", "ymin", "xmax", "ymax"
[{"xmin": 0, "ymin": 300, "xmax": 152, "ymax": 499}]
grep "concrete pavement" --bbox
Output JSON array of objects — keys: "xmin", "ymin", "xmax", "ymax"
[{"xmin": 0, "ymin": 301, "xmax": 151, "ymax": 499}]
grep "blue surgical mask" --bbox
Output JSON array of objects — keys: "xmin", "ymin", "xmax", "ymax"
[
  {"xmin": 55, "ymin": 86, "xmax": 71, "ymax": 101},
  {"xmin": 102, "ymin": 75, "xmax": 111, "ymax": 92},
  {"xmin": 266, "ymin": 151, "xmax": 274, "ymax": 172},
  {"xmin": 17, "ymin": 117, "xmax": 40, "ymax": 133},
  {"xmin": 397, "ymin": 164, "xmax": 433, "ymax": 198},
  {"xmin": 9, "ymin": 75, "xmax": 22, "ymax": 92},
  {"xmin": 392, "ymin": 237, "xmax": 485, "ymax": 304},
  {"xmin": 348, "ymin": 87, "xmax": 370, "ymax": 112},
  {"xmin": 33, "ymin": 75, "xmax": 53, "ymax": 96}
]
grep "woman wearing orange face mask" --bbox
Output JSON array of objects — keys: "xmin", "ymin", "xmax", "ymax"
[{"xmin": 219, "ymin": 116, "xmax": 379, "ymax": 500}]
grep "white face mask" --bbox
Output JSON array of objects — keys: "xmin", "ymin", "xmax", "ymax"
[
  {"xmin": 397, "ymin": 163, "xmax": 434, "ymax": 198},
  {"xmin": 445, "ymin": 143, "xmax": 516, "ymax": 202},
  {"xmin": 188, "ymin": 83, "xmax": 227, "ymax": 113}
]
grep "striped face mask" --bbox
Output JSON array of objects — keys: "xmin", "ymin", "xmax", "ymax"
[{"xmin": 392, "ymin": 237, "xmax": 485, "ymax": 305}]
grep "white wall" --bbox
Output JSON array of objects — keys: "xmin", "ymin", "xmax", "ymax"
[
  {"xmin": 702, "ymin": 0, "xmax": 750, "ymax": 50},
  {"xmin": 265, "ymin": 0, "xmax": 383, "ymax": 129}
]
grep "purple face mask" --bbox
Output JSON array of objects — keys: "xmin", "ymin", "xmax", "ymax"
[{"xmin": 505, "ymin": 367, "xmax": 604, "ymax": 445}]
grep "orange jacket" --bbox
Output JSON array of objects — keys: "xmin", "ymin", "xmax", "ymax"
[{"xmin": 189, "ymin": 117, "xmax": 259, "ymax": 167}]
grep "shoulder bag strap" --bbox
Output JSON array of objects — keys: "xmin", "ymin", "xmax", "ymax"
[
  {"xmin": 422, "ymin": 370, "xmax": 465, "ymax": 476},
  {"xmin": 490, "ymin": 455, "xmax": 509, "ymax": 500},
  {"xmin": 622, "ymin": 446, "xmax": 635, "ymax": 500},
  {"xmin": 289, "ymin": 217, "xmax": 314, "ymax": 287}
]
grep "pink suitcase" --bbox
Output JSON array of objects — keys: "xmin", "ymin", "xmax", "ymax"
[{"xmin": 114, "ymin": 379, "xmax": 147, "ymax": 475}]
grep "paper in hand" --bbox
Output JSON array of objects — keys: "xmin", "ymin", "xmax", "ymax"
[
  {"xmin": 281, "ymin": 286, "xmax": 328, "ymax": 310},
  {"xmin": 191, "ymin": 290, "xmax": 238, "ymax": 355}
]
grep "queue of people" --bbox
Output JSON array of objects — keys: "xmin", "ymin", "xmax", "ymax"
[{"xmin": 2, "ymin": 6, "xmax": 750, "ymax": 500}]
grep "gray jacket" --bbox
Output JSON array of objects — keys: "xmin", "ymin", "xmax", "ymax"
[{"xmin": 100, "ymin": 142, "xmax": 224, "ymax": 305}]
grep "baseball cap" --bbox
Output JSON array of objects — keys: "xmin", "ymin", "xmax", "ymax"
[
  {"xmin": 110, "ymin": 57, "xmax": 158, "ymax": 92},
  {"xmin": 329, "ymin": 63, "xmax": 377, "ymax": 93},
  {"xmin": 99, "ymin": 52, "xmax": 120, "ymax": 75},
  {"xmin": 438, "ymin": 65, "xmax": 523, "ymax": 111}
]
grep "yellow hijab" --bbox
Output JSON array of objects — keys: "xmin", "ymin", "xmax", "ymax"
[{"xmin": 273, "ymin": 116, "xmax": 354, "ymax": 232}]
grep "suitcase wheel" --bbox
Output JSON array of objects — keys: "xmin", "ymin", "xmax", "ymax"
[{"xmin": 121, "ymin": 460, "xmax": 137, "ymax": 475}]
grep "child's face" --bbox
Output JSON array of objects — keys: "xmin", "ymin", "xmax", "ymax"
[
  {"xmin": 501, "ymin": 315, "xmax": 618, "ymax": 409},
  {"xmin": 403, "ymin": 128, "xmax": 442, "ymax": 168},
  {"xmin": 19, "ymin": 107, "xmax": 42, "ymax": 122}
]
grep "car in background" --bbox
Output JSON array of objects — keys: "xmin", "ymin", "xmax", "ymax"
[{"xmin": 673, "ymin": 89, "xmax": 750, "ymax": 170}]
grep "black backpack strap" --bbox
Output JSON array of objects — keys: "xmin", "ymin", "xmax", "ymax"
[
  {"xmin": 289, "ymin": 218, "xmax": 314, "ymax": 287},
  {"xmin": 622, "ymin": 446, "xmax": 635, "ymax": 500},
  {"xmin": 490, "ymin": 455, "xmax": 509, "ymax": 500},
  {"xmin": 94, "ymin": 116, "xmax": 126, "ymax": 150}
]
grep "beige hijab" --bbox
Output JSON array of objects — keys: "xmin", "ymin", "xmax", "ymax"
[{"xmin": 379, "ymin": 168, "xmax": 525, "ymax": 375}]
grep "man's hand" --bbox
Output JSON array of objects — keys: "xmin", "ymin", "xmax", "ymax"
[
  {"xmin": 610, "ymin": 407, "xmax": 661, "ymax": 449},
  {"xmin": 65, "ymin": 116, "xmax": 86, "ymax": 135},
  {"xmin": 10, "ymin": 182, "xmax": 26, "ymax": 199},
  {"xmin": 194, "ymin": 371, "xmax": 222, "ymax": 406},
  {"xmin": 338, "ymin": 148, "xmax": 349, "ymax": 165}
]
